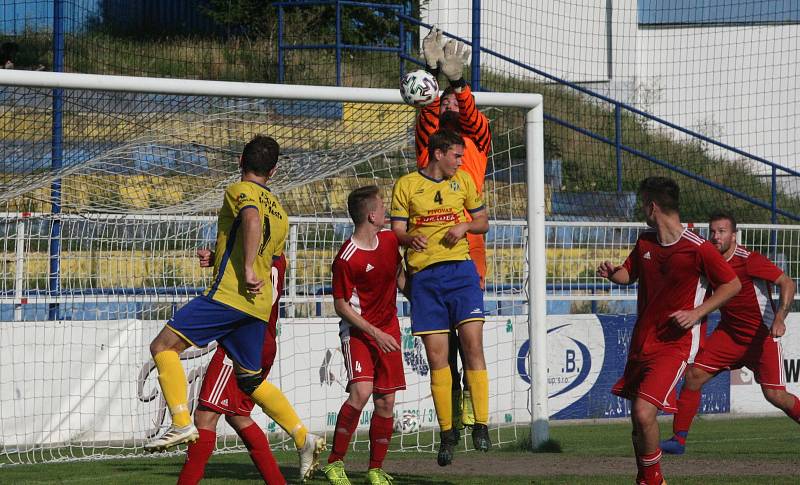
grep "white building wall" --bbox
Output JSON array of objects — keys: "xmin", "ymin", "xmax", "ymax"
[{"xmin": 424, "ymin": 0, "xmax": 799, "ymax": 171}]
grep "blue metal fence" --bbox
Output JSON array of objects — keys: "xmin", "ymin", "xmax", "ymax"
[{"xmin": 273, "ymin": 1, "xmax": 799, "ymax": 222}]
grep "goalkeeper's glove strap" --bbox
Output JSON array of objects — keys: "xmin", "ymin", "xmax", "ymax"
[
  {"xmin": 449, "ymin": 77, "xmax": 468, "ymax": 89},
  {"xmin": 425, "ymin": 65, "xmax": 441, "ymax": 79}
]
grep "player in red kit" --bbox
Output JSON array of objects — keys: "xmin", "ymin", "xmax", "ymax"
[
  {"xmin": 662, "ymin": 210, "xmax": 799, "ymax": 455},
  {"xmin": 180, "ymin": 252, "xmax": 324, "ymax": 484},
  {"xmin": 322, "ymin": 186, "xmax": 408, "ymax": 485},
  {"xmin": 597, "ymin": 177, "xmax": 741, "ymax": 485}
]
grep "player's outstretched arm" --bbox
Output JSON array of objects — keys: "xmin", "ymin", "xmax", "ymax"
[
  {"xmin": 597, "ymin": 261, "xmax": 633, "ymax": 285},
  {"xmin": 334, "ymin": 298, "xmax": 400, "ymax": 353},
  {"xmin": 671, "ymin": 277, "xmax": 742, "ymax": 329},
  {"xmin": 455, "ymin": 85, "xmax": 491, "ymax": 155},
  {"xmin": 771, "ymin": 273, "xmax": 796, "ymax": 337},
  {"xmin": 240, "ymin": 207, "xmax": 265, "ymax": 295}
]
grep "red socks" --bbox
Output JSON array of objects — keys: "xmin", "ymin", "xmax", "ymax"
[
  {"xmin": 368, "ymin": 414, "xmax": 394, "ymax": 470},
  {"xmin": 178, "ymin": 428, "xmax": 216, "ymax": 485},
  {"xmin": 328, "ymin": 402, "xmax": 361, "ymax": 463},
  {"xmin": 673, "ymin": 387, "xmax": 702, "ymax": 443},
  {"xmin": 639, "ymin": 449, "xmax": 664, "ymax": 485},
  {"xmin": 237, "ymin": 422, "xmax": 285, "ymax": 485}
]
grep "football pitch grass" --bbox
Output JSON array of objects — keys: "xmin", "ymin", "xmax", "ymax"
[{"xmin": 1, "ymin": 416, "xmax": 798, "ymax": 484}]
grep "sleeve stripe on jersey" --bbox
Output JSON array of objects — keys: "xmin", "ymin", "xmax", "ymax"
[
  {"xmin": 467, "ymin": 205, "xmax": 485, "ymax": 214},
  {"xmin": 390, "ymin": 216, "xmax": 409, "ymax": 222},
  {"xmin": 340, "ymin": 241, "xmax": 358, "ymax": 262},
  {"xmin": 734, "ymin": 246, "xmax": 751, "ymax": 258},
  {"xmin": 682, "ymin": 230, "xmax": 704, "ymax": 246}
]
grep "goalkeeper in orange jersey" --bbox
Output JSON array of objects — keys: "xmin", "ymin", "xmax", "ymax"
[
  {"xmin": 392, "ymin": 129, "xmax": 491, "ymax": 467},
  {"xmin": 144, "ymin": 135, "xmax": 324, "ymax": 482},
  {"xmin": 417, "ymin": 27, "xmax": 493, "ymax": 434}
]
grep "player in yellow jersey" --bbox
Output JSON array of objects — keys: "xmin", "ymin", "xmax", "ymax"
[
  {"xmin": 390, "ymin": 129, "xmax": 491, "ymax": 466},
  {"xmin": 144, "ymin": 135, "xmax": 325, "ymax": 481}
]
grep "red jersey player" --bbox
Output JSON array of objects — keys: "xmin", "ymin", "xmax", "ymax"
[
  {"xmin": 662, "ymin": 210, "xmax": 799, "ymax": 455},
  {"xmin": 179, "ymin": 252, "xmax": 325, "ymax": 484},
  {"xmin": 597, "ymin": 177, "xmax": 741, "ymax": 485},
  {"xmin": 321, "ymin": 186, "xmax": 408, "ymax": 485}
]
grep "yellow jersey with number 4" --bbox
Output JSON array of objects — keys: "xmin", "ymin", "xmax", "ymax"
[
  {"xmin": 204, "ymin": 180, "xmax": 288, "ymax": 320},
  {"xmin": 391, "ymin": 170, "xmax": 484, "ymax": 274}
]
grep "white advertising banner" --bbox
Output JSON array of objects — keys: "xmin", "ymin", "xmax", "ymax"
[{"xmin": 6, "ymin": 312, "xmax": 788, "ymax": 448}]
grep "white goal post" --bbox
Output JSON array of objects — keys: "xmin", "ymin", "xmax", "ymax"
[{"xmin": 0, "ymin": 69, "xmax": 548, "ymax": 456}]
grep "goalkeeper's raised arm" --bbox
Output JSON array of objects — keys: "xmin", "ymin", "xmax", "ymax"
[{"xmin": 415, "ymin": 29, "xmax": 491, "ymax": 167}]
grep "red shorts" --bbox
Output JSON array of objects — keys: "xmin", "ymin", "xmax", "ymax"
[
  {"xmin": 342, "ymin": 334, "xmax": 406, "ymax": 394},
  {"xmin": 198, "ymin": 331, "xmax": 277, "ymax": 417},
  {"xmin": 693, "ymin": 329, "xmax": 786, "ymax": 390},
  {"xmin": 611, "ymin": 353, "xmax": 687, "ymax": 413}
]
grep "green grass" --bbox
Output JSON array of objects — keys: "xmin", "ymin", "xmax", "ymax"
[{"xmin": 2, "ymin": 417, "xmax": 798, "ymax": 484}]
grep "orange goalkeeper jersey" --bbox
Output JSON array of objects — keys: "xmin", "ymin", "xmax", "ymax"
[{"xmin": 415, "ymin": 84, "xmax": 491, "ymax": 191}]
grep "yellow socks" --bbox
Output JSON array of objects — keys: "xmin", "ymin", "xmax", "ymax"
[
  {"xmin": 153, "ymin": 350, "xmax": 191, "ymax": 428},
  {"xmin": 250, "ymin": 380, "xmax": 308, "ymax": 449},
  {"xmin": 465, "ymin": 369, "xmax": 489, "ymax": 425},
  {"xmin": 431, "ymin": 367, "xmax": 453, "ymax": 431}
]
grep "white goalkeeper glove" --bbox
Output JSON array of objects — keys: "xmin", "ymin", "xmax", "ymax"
[
  {"xmin": 441, "ymin": 39, "xmax": 471, "ymax": 84},
  {"xmin": 422, "ymin": 27, "xmax": 445, "ymax": 73}
]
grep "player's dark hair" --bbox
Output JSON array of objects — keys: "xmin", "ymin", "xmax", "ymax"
[
  {"xmin": 441, "ymin": 85, "xmax": 457, "ymax": 98},
  {"xmin": 638, "ymin": 176, "xmax": 680, "ymax": 214},
  {"xmin": 241, "ymin": 135, "xmax": 279, "ymax": 176},
  {"xmin": 428, "ymin": 129, "xmax": 464, "ymax": 162},
  {"xmin": 347, "ymin": 185, "xmax": 381, "ymax": 225},
  {"xmin": 709, "ymin": 209, "xmax": 737, "ymax": 232}
]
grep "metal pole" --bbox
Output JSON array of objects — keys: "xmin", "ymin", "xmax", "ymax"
[
  {"xmin": 471, "ymin": 0, "xmax": 481, "ymax": 91},
  {"xmin": 49, "ymin": 0, "xmax": 65, "ymax": 320},
  {"xmin": 615, "ymin": 104, "xmax": 622, "ymax": 193},
  {"xmin": 398, "ymin": 4, "xmax": 406, "ymax": 77},
  {"xmin": 771, "ymin": 166, "xmax": 778, "ymax": 258},
  {"xmin": 14, "ymin": 218, "xmax": 26, "ymax": 321},
  {"xmin": 527, "ymin": 103, "xmax": 549, "ymax": 447},
  {"xmin": 288, "ymin": 223, "xmax": 298, "ymax": 318},
  {"xmin": 335, "ymin": 0, "xmax": 342, "ymax": 86},
  {"xmin": 278, "ymin": 6, "xmax": 285, "ymax": 83}
]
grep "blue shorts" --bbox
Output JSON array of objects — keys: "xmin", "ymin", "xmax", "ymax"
[
  {"xmin": 409, "ymin": 260, "xmax": 485, "ymax": 336},
  {"xmin": 167, "ymin": 295, "xmax": 266, "ymax": 373}
]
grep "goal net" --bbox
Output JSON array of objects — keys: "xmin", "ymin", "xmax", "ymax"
[{"xmin": 0, "ymin": 71, "xmax": 544, "ymax": 464}]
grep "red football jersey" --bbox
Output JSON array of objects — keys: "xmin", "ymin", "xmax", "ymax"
[
  {"xmin": 332, "ymin": 229, "xmax": 402, "ymax": 341},
  {"xmin": 719, "ymin": 245, "xmax": 783, "ymax": 340},
  {"xmin": 623, "ymin": 229, "xmax": 738, "ymax": 361}
]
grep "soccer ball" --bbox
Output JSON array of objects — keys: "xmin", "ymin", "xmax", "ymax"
[
  {"xmin": 399, "ymin": 69, "xmax": 439, "ymax": 107},
  {"xmin": 393, "ymin": 412, "xmax": 420, "ymax": 434}
]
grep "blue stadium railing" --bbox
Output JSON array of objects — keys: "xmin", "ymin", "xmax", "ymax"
[{"xmin": 274, "ymin": 1, "xmax": 800, "ymax": 224}]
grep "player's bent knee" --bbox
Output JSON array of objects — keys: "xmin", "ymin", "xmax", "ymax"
[
  {"xmin": 236, "ymin": 372, "xmax": 263, "ymax": 396},
  {"xmin": 226, "ymin": 414, "xmax": 256, "ymax": 431},
  {"xmin": 684, "ymin": 366, "xmax": 711, "ymax": 389}
]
